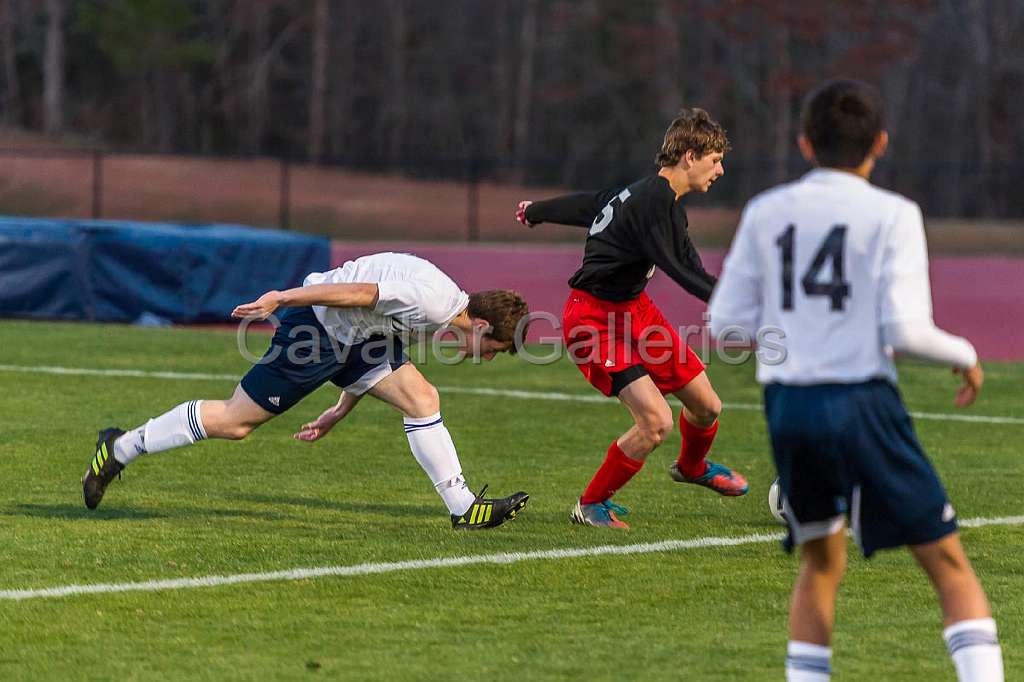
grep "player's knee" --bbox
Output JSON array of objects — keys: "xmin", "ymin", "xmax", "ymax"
[
  {"xmin": 638, "ymin": 412, "xmax": 674, "ymax": 448},
  {"xmin": 803, "ymin": 545, "xmax": 846, "ymax": 579},
  {"xmin": 655, "ymin": 416, "xmax": 674, "ymax": 443},
  {"xmin": 690, "ymin": 394, "xmax": 722, "ymax": 425},
  {"xmin": 922, "ymin": 538, "xmax": 973, "ymax": 579},
  {"xmin": 222, "ymin": 423, "xmax": 255, "ymax": 441},
  {"xmin": 406, "ymin": 382, "xmax": 440, "ymax": 417},
  {"xmin": 706, "ymin": 394, "xmax": 722, "ymax": 422}
]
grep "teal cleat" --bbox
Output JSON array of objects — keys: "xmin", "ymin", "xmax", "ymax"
[
  {"xmin": 570, "ymin": 499, "xmax": 630, "ymax": 529},
  {"xmin": 669, "ymin": 460, "xmax": 749, "ymax": 496}
]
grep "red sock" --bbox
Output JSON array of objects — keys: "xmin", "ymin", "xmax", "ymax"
[
  {"xmin": 580, "ymin": 440, "xmax": 644, "ymax": 504},
  {"xmin": 676, "ymin": 418, "xmax": 719, "ymax": 478}
]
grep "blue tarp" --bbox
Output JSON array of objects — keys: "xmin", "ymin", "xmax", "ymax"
[{"xmin": 0, "ymin": 217, "xmax": 330, "ymax": 323}]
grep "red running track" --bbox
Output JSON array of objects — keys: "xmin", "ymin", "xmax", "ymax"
[{"xmin": 332, "ymin": 242, "xmax": 1024, "ymax": 361}]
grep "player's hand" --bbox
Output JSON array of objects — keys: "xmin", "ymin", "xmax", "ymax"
[
  {"xmin": 516, "ymin": 200, "xmax": 536, "ymax": 227},
  {"xmin": 231, "ymin": 291, "xmax": 282, "ymax": 320},
  {"xmin": 953, "ymin": 362, "xmax": 983, "ymax": 407},
  {"xmin": 294, "ymin": 407, "xmax": 344, "ymax": 442}
]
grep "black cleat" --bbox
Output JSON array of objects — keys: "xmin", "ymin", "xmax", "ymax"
[
  {"xmin": 451, "ymin": 485, "xmax": 529, "ymax": 530},
  {"xmin": 82, "ymin": 428, "xmax": 126, "ymax": 510}
]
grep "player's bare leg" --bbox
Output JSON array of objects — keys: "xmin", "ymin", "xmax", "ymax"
[
  {"xmin": 911, "ymin": 533, "xmax": 1004, "ymax": 681},
  {"xmin": 675, "ymin": 370, "xmax": 721, "ymax": 428},
  {"xmin": 790, "ymin": 528, "xmax": 847, "ymax": 645},
  {"xmin": 785, "ymin": 527, "xmax": 846, "ymax": 681},
  {"xmin": 198, "ymin": 385, "xmax": 277, "ymax": 440},
  {"xmin": 84, "ymin": 384, "xmax": 276, "ymax": 509},
  {"xmin": 667, "ymin": 370, "xmax": 748, "ymax": 496},
  {"xmin": 368, "ymin": 364, "xmax": 528, "ymax": 530},
  {"xmin": 571, "ymin": 375, "xmax": 669, "ymax": 529},
  {"xmin": 616, "ymin": 375, "xmax": 674, "ymax": 461},
  {"xmin": 366, "ymin": 362, "xmax": 442, "ymax": 418},
  {"xmin": 911, "ymin": 533, "xmax": 991, "ymax": 624}
]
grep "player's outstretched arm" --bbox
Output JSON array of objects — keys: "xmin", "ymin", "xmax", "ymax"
[
  {"xmin": 294, "ymin": 391, "xmax": 363, "ymax": 442},
  {"xmin": 231, "ymin": 283, "xmax": 380, "ymax": 320},
  {"xmin": 516, "ymin": 189, "xmax": 614, "ymax": 228}
]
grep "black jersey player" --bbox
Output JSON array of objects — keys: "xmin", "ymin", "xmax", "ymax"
[{"xmin": 516, "ymin": 108, "xmax": 749, "ymax": 529}]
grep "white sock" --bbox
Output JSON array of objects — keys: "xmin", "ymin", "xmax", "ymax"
[
  {"xmin": 786, "ymin": 641, "xmax": 832, "ymax": 682},
  {"xmin": 944, "ymin": 618, "xmax": 1003, "ymax": 682},
  {"xmin": 435, "ymin": 474, "xmax": 474, "ymax": 518},
  {"xmin": 112, "ymin": 426, "xmax": 146, "ymax": 465},
  {"xmin": 113, "ymin": 401, "xmax": 206, "ymax": 465},
  {"xmin": 404, "ymin": 413, "xmax": 474, "ymax": 516}
]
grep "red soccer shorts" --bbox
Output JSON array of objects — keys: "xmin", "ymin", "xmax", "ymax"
[{"xmin": 562, "ymin": 288, "xmax": 705, "ymax": 397}]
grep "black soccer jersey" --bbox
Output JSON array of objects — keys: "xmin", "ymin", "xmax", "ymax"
[{"xmin": 523, "ymin": 175, "xmax": 716, "ymax": 302}]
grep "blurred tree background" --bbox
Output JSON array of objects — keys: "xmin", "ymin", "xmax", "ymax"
[{"xmin": 1, "ymin": 0, "xmax": 1022, "ymax": 217}]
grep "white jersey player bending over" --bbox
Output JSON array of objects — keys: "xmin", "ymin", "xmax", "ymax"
[
  {"xmin": 84, "ymin": 252, "xmax": 531, "ymax": 531},
  {"xmin": 709, "ymin": 80, "xmax": 1002, "ymax": 682}
]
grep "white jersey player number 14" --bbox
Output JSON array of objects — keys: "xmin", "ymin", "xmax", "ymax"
[{"xmin": 775, "ymin": 224, "xmax": 851, "ymax": 312}]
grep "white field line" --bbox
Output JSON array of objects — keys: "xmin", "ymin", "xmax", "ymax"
[
  {"xmin": 3, "ymin": 516, "xmax": 1023, "ymax": 602},
  {"xmin": 1, "ymin": 363, "xmax": 1023, "ymax": 426}
]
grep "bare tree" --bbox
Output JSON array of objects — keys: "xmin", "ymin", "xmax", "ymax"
[
  {"xmin": 769, "ymin": 21, "xmax": 792, "ymax": 184},
  {"xmin": 309, "ymin": 0, "xmax": 329, "ymax": 162},
  {"xmin": 326, "ymin": 0, "xmax": 355, "ymax": 159},
  {"xmin": 244, "ymin": 0, "xmax": 272, "ymax": 155},
  {"xmin": 386, "ymin": 0, "xmax": 407, "ymax": 165},
  {"xmin": 966, "ymin": 0, "xmax": 994, "ymax": 215},
  {"xmin": 654, "ymin": 0, "xmax": 684, "ymax": 122},
  {"xmin": 492, "ymin": 0, "xmax": 514, "ymax": 169},
  {"xmin": 42, "ymin": 0, "xmax": 64, "ymax": 135},
  {"xmin": 0, "ymin": 0, "xmax": 20, "ymax": 124},
  {"xmin": 512, "ymin": 0, "xmax": 538, "ymax": 180}
]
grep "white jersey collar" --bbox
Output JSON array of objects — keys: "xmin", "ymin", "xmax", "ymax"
[{"xmin": 803, "ymin": 167, "xmax": 870, "ymax": 186}]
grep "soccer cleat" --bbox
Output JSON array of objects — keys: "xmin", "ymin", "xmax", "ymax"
[
  {"xmin": 668, "ymin": 460, "xmax": 749, "ymax": 496},
  {"xmin": 570, "ymin": 499, "xmax": 630, "ymax": 529},
  {"xmin": 451, "ymin": 485, "xmax": 529, "ymax": 530},
  {"xmin": 82, "ymin": 427, "xmax": 126, "ymax": 510}
]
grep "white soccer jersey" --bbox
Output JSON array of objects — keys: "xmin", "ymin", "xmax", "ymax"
[
  {"xmin": 303, "ymin": 252, "xmax": 469, "ymax": 344},
  {"xmin": 709, "ymin": 168, "xmax": 944, "ymax": 385}
]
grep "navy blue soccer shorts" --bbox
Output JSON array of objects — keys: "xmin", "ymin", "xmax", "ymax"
[
  {"xmin": 764, "ymin": 379, "xmax": 958, "ymax": 558},
  {"xmin": 240, "ymin": 307, "xmax": 407, "ymax": 414}
]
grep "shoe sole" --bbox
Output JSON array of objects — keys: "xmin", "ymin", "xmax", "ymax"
[
  {"xmin": 81, "ymin": 471, "xmax": 98, "ymax": 510},
  {"xmin": 503, "ymin": 494, "xmax": 529, "ymax": 524}
]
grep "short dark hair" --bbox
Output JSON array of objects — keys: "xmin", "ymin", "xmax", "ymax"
[
  {"xmin": 655, "ymin": 108, "xmax": 730, "ymax": 167},
  {"xmin": 801, "ymin": 79, "xmax": 884, "ymax": 168}
]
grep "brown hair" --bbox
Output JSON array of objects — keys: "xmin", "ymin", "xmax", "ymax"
[
  {"xmin": 655, "ymin": 107, "xmax": 731, "ymax": 167},
  {"xmin": 468, "ymin": 289, "xmax": 529, "ymax": 353},
  {"xmin": 801, "ymin": 79, "xmax": 884, "ymax": 168}
]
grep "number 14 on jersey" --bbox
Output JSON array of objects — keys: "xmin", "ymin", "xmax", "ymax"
[{"xmin": 776, "ymin": 225, "xmax": 851, "ymax": 312}]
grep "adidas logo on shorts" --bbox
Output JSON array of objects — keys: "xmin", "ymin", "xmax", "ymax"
[{"xmin": 269, "ymin": 396, "xmax": 281, "ymax": 407}]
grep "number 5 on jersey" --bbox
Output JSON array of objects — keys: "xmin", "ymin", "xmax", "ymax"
[
  {"xmin": 776, "ymin": 224, "xmax": 851, "ymax": 311},
  {"xmin": 590, "ymin": 189, "xmax": 632, "ymax": 235}
]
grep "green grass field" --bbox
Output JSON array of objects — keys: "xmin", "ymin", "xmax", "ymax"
[{"xmin": 1, "ymin": 320, "xmax": 1021, "ymax": 681}]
